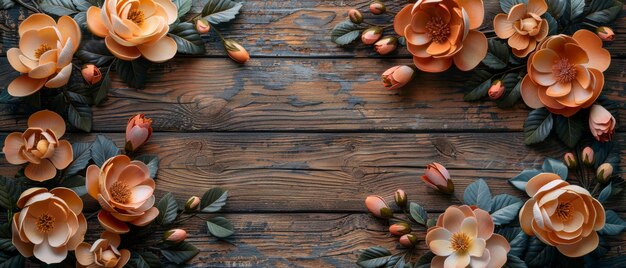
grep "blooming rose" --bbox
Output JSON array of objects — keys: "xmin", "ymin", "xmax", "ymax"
[
  {"xmin": 7, "ymin": 13, "xmax": 80, "ymax": 97},
  {"xmin": 3, "ymin": 110, "xmax": 73, "ymax": 181},
  {"xmin": 426, "ymin": 205, "xmax": 510, "ymax": 268},
  {"xmin": 12, "ymin": 187, "xmax": 87, "ymax": 264},
  {"xmin": 86, "ymin": 0, "xmax": 178, "ymax": 62},
  {"xmin": 589, "ymin": 104, "xmax": 616, "ymax": 142},
  {"xmin": 76, "ymin": 231, "xmax": 130, "ymax": 268},
  {"xmin": 519, "ymin": 173, "xmax": 606, "ymax": 257},
  {"xmin": 493, "ymin": 0, "xmax": 549, "ymax": 57},
  {"xmin": 521, "ymin": 30, "xmax": 610, "ymax": 117},
  {"xmin": 86, "ymin": 155, "xmax": 159, "ymax": 234},
  {"xmin": 394, "ymin": 0, "xmax": 487, "ymax": 72}
]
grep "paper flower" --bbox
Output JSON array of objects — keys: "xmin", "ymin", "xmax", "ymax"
[
  {"xmin": 426, "ymin": 205, "xmax": 510, "ymax": 268},
  {"xmin": 382, "ymin": 65, "xmax": 414, "ymax": 90},
  {"xmin": 393, "ymin": 0, "xmax": 487, "ymax": 72},
  {"xmin": 75, "ymin": 231, "xmax": 130, "ymax": 268},
  {"xmin": 2, "ymin": 110, "xmax": 73, "ymax": 181},
  {"xmin": 86, "ymin": 0, "xmax": 178, "ymax": 62},
  {"xmin": 86, "ymin": 155, "xmax": 159, "ymax": 234},
  {"xmin": 7, "ymin": 13, "xmax": 80, "ymax": 97},
  {"xmin": 422, "ymin": 162, "xmax": 454, "ymax": 194},
  {"xmin": 519, "ymin": 173, "xmax": 606, "ymax": 257},
  {"xmin": 12, "ymin": 187, "xmax": 87, "ymax": 264},
  {"xmin": 589, "ymin": 104, "xmax": 616, "ymax": 142},
  {"xmin": 125, "ymin": 114, "xmax": 153, "ymax": 152},
  {"xmin": 521, "ymin": 30, "xmax": 610, "ymax": 117},
  {"xmin": 493, "ymin": 0, "xmax": 549, "ymax": 57}
]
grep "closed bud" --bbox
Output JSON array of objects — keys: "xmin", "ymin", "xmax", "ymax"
[
  {"xmin": 365, "ymin": 195, "xmax": 393, "ymax": 218},
  {"xmin": 348, "ymin": 9, "xmax": 363, "ymax": 24},
  {"xmin": 163, "ymin": 229, "xmax": 187, "ymax": 244},
  {"xmin": 382, "ymin": 65, "xmax": 414, "ymax": 90},
  {"xmin": 582, "ymin": 147, "xmax": 594, "ymax": 166},
  {"xmin": 81, "ymin": 64, "xmax": 102, "ymax": 85},
  {"xmin": 596, "ymin": 163, "xmax": 614, "ymax": 184},
  {"xmin": 196, "ymin": 19, "xmax": 211, "ymax": 34},
  {"xmin": 369, "ymin": 1, "xmax": 386, "ymax": 15},
  {"xmin": 394, "ymin": 189, "xmax": 407, "ymax": 208},
  {"xmin": 184, "ymin": 196, "xmax": 201, "ymax": 212},
  {"xmin": 224, "ymin": 39, "xmax": 250, "ymax": 64},
  {"xmin": 564, "ymin": 153, "xmax": 577, "ymax": 169},
  {"xmin": 422, "ymin": 162, "xmax": 454, "ymax": 194},
  {"xmin": 374, "ymin": 36, "xmax": 398, "ymax": 55},
  {"xmin": 361, "ymin": 27, "xmax": 383, "ymax": 45},
  {"xmin": 125, "ymin": 114, "xmax": 153, "ymax": 152},
  {"xmin": 389, "ymin": 222, "xmax": 411, "ymax": 236},
  {"xmin": 596, "ymin": 26, "xmax": 615, "ymax": 42},
  {"xmin": 488, "ymin": 80, "xmax": 505, "ymax": 100},
  {"xmin": 399, "ymin": 234, "xmax": 418, "ymax": 247}
]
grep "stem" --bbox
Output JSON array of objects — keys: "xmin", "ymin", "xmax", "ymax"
[
  {"xmin": 362, "ymin": 21, "xmax": 393, "ymax": 28},
  {"xmin": 86, "ymin": 211, "xmax": 99, "ymax": 220},
  {"xmin": 582, "ymin": 22, "xmax": 599, "ymax": 29},
  {"xmin": 211, "ymin": 25, "xmax": 226, "ymax": 42}
]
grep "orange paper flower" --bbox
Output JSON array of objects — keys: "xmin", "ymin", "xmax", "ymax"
[
  {"xmin": 12, "ymin": 187, "xmax": 87, "ymax": 264},
  {"xmin": 589, "ymin": 104, "xmax": 616, "ymax": 142},
  {"xmin": 86, "ymin": 0, "xmax": 178, "ymax": 62},
  {"xmin": 521, "ymin": 29, "xmax": 610, "ymax": 117},
  {"xmin": 86, "ymin": 155, "xmax": 159, "ymax": 234},
  {"xmin": 75, "ymin": 231, "xmax": 130, "ymax": 268},
  {"xmin": 2, "ymin": 110, "xmax": 73, "ymax": 182},
  {"xmin": 394, "ymin": 0, "xmax": 487, "ymax": 72},
  {"xmin": 7, "ymin": 14, "xmax": 80, "ymax": 97},
  {"xmin": 493, "ymin": 0, "xmax": 549, "ymax": 57},
  {"xmin": 519, "ymin": 173, "xmax": 606, "ymax": 257}
]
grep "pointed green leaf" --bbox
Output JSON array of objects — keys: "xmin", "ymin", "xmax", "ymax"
[
  {"xmin": 38, "ymin": 0, "xmax": 90, "ymax": 16},
  {"xmin": 463, "ymin": 179, "xmax": 492, "ymax": 211},
  {"xmin": 0, "ymin": 0, "xmax": 14, "ymax": 9},
  {"xmin": 490, "ymin": 194, "xmax": 523, "ymax": 225},
  {"xmin": 173, "ymin": 0, "xmax": 192, "ymax": 17},
  {"xmin": 0, "ymin": 253, "xmax": 25, "ymax": 268},
  {"xmin": 542, "ymin": 158, "xmax": 568, "ymax": 180},
  {"xmin": 77, "ymin": 40, "xmax": 115, "ymax": 66},
  {"xmin": 206, "ymin": 216, "xmax": 234, "ymax": 238},
  {"xmin": 201, "ymin": 0, "xmax": 242, "ymax": 24},
  {"xmin": 586, "ymin": 0, "xmax": 622, "ymax": 24},
  {"xmin": 160, "ymin": 241, "xmax": 199, "ymax": 264},
  {"xmin": 409, "ymin": 202, "xmax": 428, "ymax": 226},
  {"xmin": 482, "ymin": 39, "xmax": 509, "ymax": 70},
  {"xmin": 200, "ymin": 188, "xmax": 228, "ymax": 212},
  {"xmin": 554, "ymin": 115, "xmax": 584, "ymax": 148},
  {"xmin": 116, "ymin": 59, "xmax": 150, "ymax": 89},
  {"xmin": 524, "ymin": 108, "xmax": 553, "ymax": 145},
  {"xmin": 509, "ymin": 169, "xmax": 541, "ymax": 192},
  {"xmin": 357, "ymin": 246, "xmax": 392, "ymax": 268},
  {"xmin": 599, "ymin": 210, "xmax": 626, "ymax": 235},
  {"xmin": 169, "ymin": 22, "xmax": 206, "ymax": 55},
  {"xmin": 464, "ymin": 70, "xmax": 492, "ymax": 101},
  {"xmin": 331, "ymin": 20, "xmax": 362, "ymax": 46},
  {"xmin": 497, "ymin": 73, "xmax": 523, "ymax": 108},
  {"xmin": 156, "ymin": 192, "xmax": 179, "ymax": 225},
  {"xmin": 135, "ymin": 154, "xmax": 159, "ymax": 178},
  {"xmin": 91, "ymin": 135, "xmax": 121, "ymax": 166},
  {"xmin": 128, "ymin": 251, "xmax": 161, "ymax": 268},
  {"xmin": 500, "ymin": 0, "xmax": 527, "ymax": 13},
  {"xmin": 65, "ymin": 142, "xmax": 93, "ymax": 176}
]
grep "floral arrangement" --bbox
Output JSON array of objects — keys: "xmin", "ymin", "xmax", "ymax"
[
  {"xmin": 0, "ymin": 111, "xmax": 233, "ymax": 266},
  {"xmin": 1, "ymin": 0, "xmax": 248, "ymax": 132},
  {"xmin": 331, "ymin": 0, "xmax": 622, "ymax": 149}
]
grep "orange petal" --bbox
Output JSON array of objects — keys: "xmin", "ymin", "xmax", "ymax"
[
  {"xmin": 28, "ymin": 110, "xmax": 66, "ymax": 137},
  {"xmin": 556, "ymin": 231, "xmax": 599, "ymax": 257},
  {"xmin": 7, "ymin": 48, "xmax": 30, "ymax": 73},
  {"xmin": 116, "ymin": 249, "xmax": 131, "ymax": 268},
  {"xmin": 459, "ymin": 0, "xmax": 484, "ymax": 30},
  {"xmin": 572, "ymin": 29, "xmax": 610, "ymax": 72},
  {"xmin": 57, "ymin": 16, "xmax": 81, "ymax": 52},
  {"xmin": 493, "ymin": 14, "xmax": 515, "ymax": 39},
  {"xmin": 531, "ymin": 49, "xmax": 558, "ymax": 73},
  {"xmin": 546, "ymin": 82, "xmax": 571, "ymax": 97},
  {"xmin": 18, "ymin": 13, "xmax": 56, "ymax": 36},
  {"xmin": 45, "ymin": 64, "xmax": 72, "ymax": 89},
  {"xmin": 520, "ymin": 75, "xmax": 545, "ymax": 109},
  {"xmin": 485, "ymin": 234, "xmax": 510, "ymax": 266},
  {"xmin": 27, "ymin": 62, "xmax": 56, "ymax": 79},
  {"xmin": 101, "ymin": 231, "xmax": 121, "ymax": 248},
  {"xmin": 7, "ymin": 74, "xmax": 45, "ymax": 97},
  {"xmin": 98, "ymin": 210, "xmax": 130, "ymax": 234},
  {"xmin": 452, "ymin": 31, "xmax": 487, "ymax": 71},
  {"xmin": 25, "ymin": 159, "xmax": 57, "ymax": 182},
  {"xmin": 508, "ymin": 33, "xmax": 530, "ymax": 50},
  {"xmin": 473, "ymin": 209, "xmax": 494, "ymax": 240},
  {"xmin": 104, "ymin": 36, "xmax": 141, "ymax": 61},
  {"xmin": 50, "ymin": 187, "xmax": 83, "ymax": 214},
  {"xmin": 3, "ymin": 132, "xmax": 27, "ymax": 164},
  {"xmin": 413, "ymin": 55, "xmax": 453, "ymax": 72},
  {"xmin": 442, "ymin": 206, "xmax": 465, "ymax": 233},
  {"xmin": 564, "ymin": 43, "xmax": 589, "ymax": 65},
  {"xmin": 86, "ymin": 165, "xmax": 101, "ymax": 199},
  {"xmin": 570, "ymin": 80, "xmax": 593, "ymax": 105},
  {"xmin": 426, "ymin": 227, "xmax": 452, "ymax": 244},
  {"xmin": 508, "ymin": 3, "xmax": 527, "ymax": 21},
  {"xmin": 430, "ymin": 240, "xmax": 454, "ymax": 256},
  {"xmin": 129, "ymin": 207, "xmax": 159, "ymax": 226},
  {"xmin": 536, "ymin": 19, "xmax": 549, "ymax": 41},
  {"xmin": 137, "ymin": 36, "xmax": 177, "ymax": 63},
  {"xmin": 512, "ymin": 38, "xmax": 537, "ymax": 58},
  {"xmin": 394, "ymin": 5, "xmax": 413, "ymax": 36},
  {"xmin": 86, "ymin": 7, "xmax": 108, "ymax": 38},
  {"xmin": 527, "ymin": 0, "xmax": 548, "ymax": 15},
  {"xmin": 49, "ymin": 140, "xmax": 73, "ymax": 169},
  {"xmin": 154, "ymin": 0, "xmax": 177, "ymax": 24},
  {"xmin": 75, "ymin": 243, "xmax": 94, "ymax": 266},
  {"xmin": 411, "ymin": 10, "xmax": 430, "ymax": 33},
  {"xmin": 526, "ymin": 173, "xmax": 562, "ymax": 197},
  {"xmin": 405, "ymin": 29, "xmax": 432, "ymax": 46},
  {"xmin": 444, "ymin": 252, "xmax": 470, "ymax": 268},
  {"xmin": 33, "ymin": 238, "xmax": 67, "ymax": 264},
  {"xmin": 426, "ymin": 41, "xmax": 451, "ymax": 55}
]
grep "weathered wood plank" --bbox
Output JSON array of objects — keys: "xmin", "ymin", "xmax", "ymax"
[
  {"xmin": 0, "ymin": 58, "xmax": 624, "ymax": 132},
  {"xmin": 2, "ymin": 132, "xmax": 623, "ymax": 213}
]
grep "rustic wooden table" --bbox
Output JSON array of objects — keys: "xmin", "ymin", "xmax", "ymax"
[{"xmin": 0, "ymin": 0, "xmax": 625, "ymax": 267}]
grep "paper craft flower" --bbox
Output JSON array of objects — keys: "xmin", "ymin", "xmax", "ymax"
[
  {"xmin": 393, "ymin": 0, "xmax": 487, "ymax": 72},
  {"xmin": 382, "ymin": 65, "xmax": 414, "ymax": 90},
  {"xmin": 493, "ymin": 0, "xmax": 549, "ymax": 57},
  {"xmin": 76, "ymin": 231, "xmax": 130, "ymax": 268},
  {"xmin": 426, "ymin": 205, "xmax": 510, "ymax": 268},
  {"xmin": 589, "ymin": 104, "xmax": 616, "ymax": 142},
  {"xmin": 86, "ymin": 155, "xmax": 159, "ymax": 234},
  {"xmin": 125, "ymin": 114, "xmax": 153, "ymax": 152},
  {"xmin": 86, "ymin": 0, "xmax": 178, "ymax": 62},
  {"xmin": 519, "ymin": 173, "xmax": 606, "ymax": 257},
  {"xmin": 2, "ymin": 110, "xmax": 73, "ymax": 182},
  {"xmin": 521, "ymin": 29, "xmax": 610, "ymax": 117},
  {"xmin": 12, "ymin": 187, "xmax": 87, "ymax": 264},
  {"xmin": 422, "ymin": 162, "xmax": 454, "ymax": 194},
  {"xmin": 7, "ymin": 13, "xmax": 80, "ymax": 97}
]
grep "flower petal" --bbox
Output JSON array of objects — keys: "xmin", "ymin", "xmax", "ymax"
[
  {"xmin": 555, "ymin": 231, "xmax": 598, "ymax": 257},
  {"xmin": 129, "ymin": 207, "xmax": 159, "ymax": 226},
  {"xmin": 7, "ymin": 48, "xmax": 30, "ymax": 73},
  {"xmin": 459, "ymin": 0, "xmax": 484, "ymax": 30},
  {"xmin": 25, "ymin": 159, "xmax": 57, "ymax": 182},
  {"xmin": 444, "ymin": 252, "xmax": 470, "ymax": 268},
  {"xmin": 49, "ymin": 140, "xmax": 73, "ymax": 169},
  {"xmin": 443, "ymin": 206, "xmax": 465, "ymax": 233},
  {"xmin": 527, "ymin": 0, "xmax": 548, "ymax": 15},
  {"xmin": 105, "ymin": 36, "xmax": 141, "ymax": 61},
  {"xmin": 137, "ymin": 36, "xmax": 177, "ymax": 63},
  {"xmin": 57, "ymin": 16, "xmax": 81, "ymax": 52},
  {"xmin": 45, "ymin": 64, "xmax": 73, "ymax": 89},
  {"xmin": 33, "ymin": 238, "xmax": 67, "ymax": 264},
  {"xmin": 28, "ymin": 110, "xmax": 66, "ymax": 137},
  {"xmin": 18, "ymin": 13, "xmax": 56, "ymax": 36},
  {"xmin": 50, "ymin": 187, "xmax": 83, "ymax": 215},
  {"xmin": 493, "ymin": 14, "xmax": 515, "ymax": 39},
  {"xmin": 394, "ymin": 5, "xmax": 413, "ymax": 36},
  {"xmin": 430, "ymin": 240, "xmax": 454, "ymax": 256},
  {"xmin": 86, "ymin": 7, "xmax": 108, "ymax": 37},
  {"xmin": 520, "ymin": 75, "xmax": 544, "ymax": 109},
  {"xmin": 572, "ymin": 29, "xmax": 610, "ymax": 72},
  {"xmin": 98, "ymin": 210, "xmax": 130, "ymax": 234},
  {"xmin": 75, "ymin": 242, "xmax": 94, "ymax": 266},
  {"xmin": 453, "ymin": 30, "xmax": 487, "ymax": 71},
  {"xmin": 7, "ymin": 74, "xmax": 45, "ymax": 97},
  {"xmin": 413, "ymin": 56, "xmax": 453, "ymax": 73}
]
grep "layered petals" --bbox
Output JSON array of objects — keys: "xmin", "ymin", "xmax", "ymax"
[
  {"xmin": 75, "ymin": 231, "xmax": 130, "ymax": 268},
  {"xmin": 493, "ymin": 1, "xmax": 548, "ymax": 57},
  {"xmin": 589, "ymin": 104, "xmax": 616, "ymax": 142}
]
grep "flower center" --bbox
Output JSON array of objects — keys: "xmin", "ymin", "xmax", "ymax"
[
  {"xmin": 450, "ymin": 232, "xmax": 472, "ymax": 253},
  {"xmin": 128, "ymin": 8, "xmax": 145, "ymax": 25},
  {"xmin": 552, "ymin": 58, "xmax": 577, "ymax": 83},
  {"xmin": 556, "ymin": 202, "xmax": 572, "ymax": 220},
  {"xmin": 34, "ymin": 43, "xmax": 52, "ymax": 59},
  {"xmin": 37, "ymin": 213, "xmax": 55, "ymax": 233},
  {"xmin": 426, "ymin": 16, "xmax": 450, "ymax": 44},
  {"xmin": 520, "ymin": 18, "xmax": 538, "ymax": 32},
  {"xmin": 110, "ymin": 181, "xmax": 132, "ymax": 204}
]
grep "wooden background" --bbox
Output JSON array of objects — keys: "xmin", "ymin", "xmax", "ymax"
[{"xmin": 0, "ymin": 0, "xmax": 625, "ymax": 266}]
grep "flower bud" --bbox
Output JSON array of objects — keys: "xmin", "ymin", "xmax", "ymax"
[
  {"xmin": 399, "ymin": 234, "xmax": 418, "ymax": 247},
  {"xmin": 394, "ymin": 189, "xmax": 407, "ymax": 208},
  {"xmin": 81, "ymin": 64, "xmax": 102, "ymax": 85},
  {"xmin": 369, "ymin": 1, "xmax": 386, "ymax": 15},
  {"xmin": 196, "ymin": 19, "xmax": 211, "ymax": 34},
  {"xmin": 184, "ymin": 196, "xmax": 201, "ymax": 212},
  {"xmin": 582, "ymin": 147, "xmax": 594, "ymax": 166},
  {"xmin": 564, "ymin": 152, "xmax": 577, "ymax": 169},
  {"xmin": 365, "ymin": 195, "xmax": 393, "ymax": 218},
  {"xmin": 488, "ymin": 80, "xmax": 505, "ymax": 100},
  {"xmin": 422, "ymin": 162, "xmax": 454, "ymax": 194},
  {"xmin": 125, "ymin": 114, "xmax": 153, "ymax": 152},
  {"xmin": 596, "ymin": 26, "xmax": 615, "ymax": 42},
  {"xmin": 596, "ymin": 163, "xmax": 614, "ymax": 184},
  {"xmin": 348, "ymin": 9, "xmax": 363, "ymax": 24},
  {"xmin": 589, "ymin": 104, "xmax": 616, "ymax": 142},
  {"xmin": 361, "ymin": 27, "xmax": 383, "ymax": 45},
  {"xmin": 163, "ymin": 229, "xmax": 187, "ymax": 244},
  {"xmin": 389, "ymin": 222, "xmax": 411, "ymax": 236},
  {"xmin": 382, "ymin": 65, "xmax": 414, "ymax": 90},
  {"xmin": 374, "ymin": 36, "xmax": 398, "ymax": 55},
  {"xmin": 224, "ymin": 39, "xmax": 250, "ymax": 64}
]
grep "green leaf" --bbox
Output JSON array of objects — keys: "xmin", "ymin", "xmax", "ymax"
[
  {"xmin": 65, "ymin": 90, "xmax": 93, "ymax": 132},
  {"xmin": 543, "ymin": 12, "xmax": 558, "ymax": 36},
  {"xmin": 546, "ymin": 0, "xmax": 566, "ymax": 20},
  {"xmin": 77, "ymin": 40, "xmax": 115, "ymax": 66},
  {"xmin": 599, "ymin": 210, "xmax": 626, "ymax": 235},
  {"xmin": 94, "ymin": 71, "xmax": 111, "ymax": 106},
  {"xmin": 409, "ymin": 202, "xmax": 428, "ymax": 226},
  {"xmin": 542, "ymin": 158, "xmax": 567, "ymax": 180},
  {"xmin": 553, "ymin": 115, "xmax": 584, "ymax": 148},
  {"xmin": 0, "ymin": 0, "xmax": 14, "ymax": 9},
  {"xmin": 91, "ymin": 135, "xmax": 121, "ymax": 166},
  {"xmin": 38, "ymin": 0, "xmax": 90, "ymax": 16},
  {"xmin": 564, "ymin": 0, "xmax": 585, "ymax": 22},
  {"xmin": 156, "ymin": 192, "xmax": 179, "ymax": 225},
  {"xmin": 497, "ymin": 73, "xmax": 523, "ymax": 108},
  {"xmin": 503, "ymin": 254, "xmax": 528, "ymax": 268},
  {"xmin": 502, "ymin": 228, "xmax": 529, "ymax": 257},
  {"xmin": 482, "ymin": 39, "xmax": 509, "ymax": 70},
  {"xmin": 0, "ymin": 176, "xmax": 19, "ymax": 210},
  {"xmin": 586, "ymin": 0, "xmax": 623, "ymax": 24},
  {"xmin": 463, "ymin": 70, "xmax": 492, "ymax": 101},
  {"xmin": 524, "ymin": 237, "xmax": 556, "ymax": 266},
  {"xmin": 65, "ymin": 142, "xmax": 93, "ymax": 176},
  {"xmin": 357, "ymin": 246, "xmax": 392, "ymax": 268},
  {"xmin": 0, "ymin": 253, "xmax": 25, "ymax": 268},
  {"xmin": 128, "ymin": 251, "xmax": 161, "ymax": 268},
  {"xmin": 206, "ymin": 216, "xmax": 234, "ymax": 238},
  {"xmin": 509, "ymin": 170, "xmax": 541, "ymax": 192},
  {"xmin": 0, "ymin": 223, "xmax": 14, "ymax": 252},
  {"xmin": 523, "ymin": 108, "xmax": 553, "ymax": 145},
  {"xmin": 134, "ymin": 155, "xmax": 159, "ymax": 178},
  {"xmin": 331, "ymin": 20, "xmax": 362, "ymax": 46},
  {"xmin": 598, "ymin": 182, "xmax": 613, "ymax": 203},
  {"xmin": 168, "ymin": 22, "xmax": 206, "ymax": 55},
  {"xmin": 500, "ymin": 0, "xmax": 527, "ymax": 13},
  {"xmin": 490, "ymin": 194, "xmax": 523, "ymax": 225},
  {"xmin": 200, "ymin": 187, "xmax": 228, "ymax": 212},
  {"xmin": 173, "ymin": 0, "xmax": 192, "ymax": 17},
  {"xmin": 160, "ymin": 241, "xmax": 199, "ymax": 265},
  {"xmin": 463, "ymin": 179, "xmax": 492, "ymax": 211},
  {"xmin": 201, "ymin": 0, "xmax": 243, "ymax": 25},
  {"xmin": 116, "ymin": 59, "xmax": 150, "ymax": 89},
  {"xmin": 62, "ymin": 175, "xmax": 87, "ymax": 196}
]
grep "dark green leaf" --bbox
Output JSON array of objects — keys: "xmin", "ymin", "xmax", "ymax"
[
  {"xmin": 542, "ymin": 158, "xmax": 567, "ymax": 180},
  {"xmin": 94, "ymin": 71, "xmax": 111, "ymax": 106},
  {"xmin": 524, "ymin": 237, "xmax": 556, "ymax": 266},
  {"xmin": 0, "ymin": 0, "xmax": 14, "ymax": 9},
  {"xmin": 586, "ymin": 0, "xmax": 623, "ymax": 24},
  {"xmin": 65, "ymin": 142, "xmax": 93, "ymax": 176},
  {"xmin": 598, "ymin": 182, "xmax": 613, "ymax": 203},
  {"xmin": 38, "ymin": 0, "xmax": 90, "ymax": 15},
  {"xmin": 160, "ymin": 241, "xmax": 199, "ymax": 265},
  {"xmin": 116, "ymin": 59, "xmax": 150, "ymax": 89},
  {"xmin": 168, "ymin": 22, "xmax": 206, "ymax": 55},
  {"xmin": 173, "ymin": 0, "xmax": 192, "ymax": 17},
  {"xmin": 500, "ymin": 0, "xmax": 527, "ymax": 13},
  {"xmin": 503, "ymin": 254, "xmax": 528, "ymax": 268},
  {"xmin": 128, "ymin": 251, "xmax": 161, "ymax": 268},
  {"xmin": 599, "ymin": 255, "xmax": 626, "ymax": 267},
  {"xmin": 497, "ymin": 73, "xmax": 523, "ymax": 108},
  {"xmin": 498, "ymin": 227, "xmax": 528, "ymax": 257},
  {"xmin": 62, "ymin": 175, "xmax": 87, "ymax": 196},
  {"xmin": 599, "ymin": 210, "xmax": 626, "ymax": 235},
  {"xmin": 463, "ymin": 179, "xmax": 492, "ymax": 211},
  {"xmin": 543, "ymin": 12, "xmax": 558, "ymax": 36},
  {"xmin": 554, "ymin": 115, "xmax": 584, "ymax": 148},
  {"xmin": 331, "ymin": 20, "xmax": 362, "ymax": 46},
  {"xmin": 592, "ymin": 140, "xmax": 620, "ymax": 169},
  {"xmin": 0, "ymin": 176, "xmax": 19, "ymax": 210},
  {"xmin": 565, "ymin": 0, "xmax": 585, "ymax": 22},
  {"xmin": 91, "ymin": 135, "xmax": 121, "ymax": 166},
  {"xmin": 134, "ymin": 155, "xmax": 159, "ymax": 178},
  {"xmin": 357, "ymin": 246, "xmax": 392, "ymax": 268},
  {"xmin": 73, "ymin": 11, "xmax": 86, "ymax": 28},
  {"xmin": 482, "ymin": 39, "xmax": 509, "ymax": 70},
  {"xmin": 67, "ymin": 97, "xmax": 93, "ymax": 132},
  {"xmin": 490, "ymin": 194, "xmax": 523, "ymax": 225},
  {"xmin": 76, "ymin": 40, "xmax": 115, "ymax": 66},
  {"xmin": 463, "ymin": 70, "xmax": 492, "ymax": 101},
  {"xmin": 156, "ymin": 192, "xmax": 179, "ymax": 225},
  {"xmin": 416, "ymin": 251, "xmax": 435, "ymax": 267},
  {"xmin": 200, "ymin": 187, "xmax": 228, "ymax": 212},
  {"xmin": 523, "ymin": 108, "xmax": 553, "ymax": 145},
  {"xmin": 201, "ymin": 0, "xmax": 243, "ymax": 25},
  {"xmin": 206, "ymin": 216, "xmax": 234, "ymax": 238},
  {"xmin": 0, "ymin": 253, "xmax": 25, "ymax": 268},
  {"xmin": 0, "ymin": 223, "xmax": 14, "ymax": 252},
  {"xmin": 409, "ymin": 202, "xmax": 428, "ymax": 226}
]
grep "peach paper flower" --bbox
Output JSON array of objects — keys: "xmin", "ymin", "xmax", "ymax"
[
  {"xmin": 394, "ymin": 0, "xmax": 488, "ymax": 72},
  {"xmin": 426, "ymin": 205, "xmax": 510, "ymax": 268},
  {"xmin": 86, "ymin": 0, "xmax": 178, "ymax": 62},
  {"xmin": 519, "ymin": 173, "xmax": 606, "ymax": 257},
  {"xmin": 7, "ymin": 13, "xmax": 80, "ymax": 97},
  {"xmin": 521, "ymin": 29, "xmax": 610, "ymax": 117},
  {"xmin": 493, "ymin": 0, "xmax": 549, "ymax": 57},
  {"xmin": 12, "ymin": 187, "xmax": 87, "ymax": 264},
  {"xmin": 75, "ymin": 231, "xmax": 130, "ymax": 268},
  {"xmin": 125, "ymin": 114, "xmax": 153, "ymax": 152},
  {"xmin": 86, "ymin": 155, "xmax": 159, "ymax": 234},
  {"xmin": 589, "ymin": 104, "xmax": 615, "ymax": 142},
  {"xmin": 2, "ymin": 110, "xmax": 73, "ymax": 182}
]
